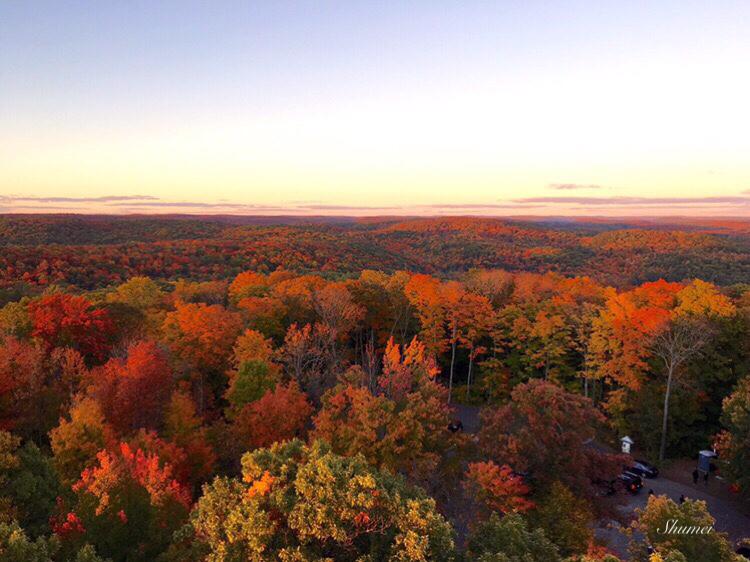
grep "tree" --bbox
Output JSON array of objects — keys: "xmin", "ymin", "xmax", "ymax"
[
  {"xmin": 57, "ymin": 442, "xmax": 190, "ymax": 562},
  {"xmin": 463, "ymin": 461, "xmax": 533, "ymax": 518},
  {"xmin": 404, "ymin": 274, "xmax": 446, "ymax": 359},
  {"xmin": 465, "ymin": 512, "xmax": 561, "ymax": 562},
  {"xmin": 231, "ymin": 329, "xmax": 275, "ymax": 368},
  {"xmin": 175, "ymin": 440, "xmax": 456, "ymax": 561},
  {"xmin": 0, "ymin": 299, "xmax": 32, "ymax": 339},
  {"xmin": 0, "ymin": 520, "xmax": 60, "ymax": 562},
  {"xmin": 85, "ymin": 340, "xmax": 174, "ymax": 434},
  {"xmin": 652, "ymin": 319, "xmax": 710, "ymax": 462},
  {"xmin": 628, "ymin": 495, "xmax": 739, "ymax": 562},
  {"xmin": 0, "ymin": 337, "xmax": 47, "ymax": 435},
  {"xmin": 714, "ymin": 376, "xmax": 750, "ymax": 497},
  {"xmin": 312, "ymin": 338, "xmax": 458, "ymax": 483},
  {"xmin": 228, "ymin": 271, "xmax": 268, "ymax": 303},
  {"xmin": 49, "ymin": 397, "xmax": 115, "ymax": 486},
  {"xmin": 529, "ymin": 481, "xmax": 594, "ymax": 558},
  {"xmin": 588, "ymin": 284, "xmax": 676, "ymax": 393},
  {"xmin": 278, "ymin": 322, "xmax": 334, "ymax": 398},
  {"xmin": 106, "ymin": 276, "xmax": 164, "ymax": 310},
  {"xmin": 232, "ymin": 381, "xmax": 312, "ymax": 452},
  {"xmin": 456, "ymin": 291, "xmax": 494, "ymax": 398},
  {"xmin": 27, "ymin": 294, "xmax": 114, "ymax": 361},
  {"xmin": 653, "ymin": 281, "xmax": 735, "ymax": 462},
  {"xmin": 479, "ymin": 380, "xmax": 622, "ymax": 504},
  {"xmin": 161, "ymin": 302, "xmax": 242, "ymax": 373},
  {"xmin": 224, "ymin": 360, "xmax": 279, "ymax": 417},
  {"xmin": 0, "ymin": 434, "xmax": 60, "ymax": 538},
  {"xmin": 441, "ymin": 281, "xmax": 465, "ymax": 403},
  {"xmin": 163, "ymin": 388, "xmax": 216, "ymax": 490}
]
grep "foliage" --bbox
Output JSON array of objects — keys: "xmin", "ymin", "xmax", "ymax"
[
  {"xmin": 232, "ymin": 381, "xmax": 312, "ymax": 452},
  {"xmin": 465, "ymin": 512, "xmax": 561, "ymax": 562},
  {"xmin": 180, "ymin": 439, "xmax": 456, "ymax": 561},
  {"xmin": 27, "ymin": 294, "xmax": 114, "ymax": 361},
  {"xmin": 479, "ymin": 380, "xmax": 623, "ymax": 505},
  {"xmin": 628, "ymin": 495, "xmax": 740, "ymax": 562},
  {"xmin": 714, "ymin": 375, "xmax": 750, "ymax": 497},
  {"xmin": 56, "ymin": 442, "xmax": 190, "ymax": 562}
]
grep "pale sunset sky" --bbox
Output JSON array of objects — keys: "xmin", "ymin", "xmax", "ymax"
[{"xmin": 1, "ymin": 1, "xmax": 749, "ymax": 216}]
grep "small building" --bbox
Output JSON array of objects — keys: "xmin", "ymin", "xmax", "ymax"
[
  {"xmin": 620, "ymin": 435, "xmax": 634, "ymax": 455},
  {"xmin": 698, "ymin": 450, "xmax": 717, "ymax": 473}
]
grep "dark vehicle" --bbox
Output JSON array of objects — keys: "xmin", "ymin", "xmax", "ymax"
[
  {"xmin": 447, "ymin": 419, "xmax": 463, "ymax": 433},
  {"xmin": 618, "ymin": 471, "xmax": 643, "ymax": 494},
  {"xmin": 628, "ymin": 459, "xmax": 659, "ymax": 479}
]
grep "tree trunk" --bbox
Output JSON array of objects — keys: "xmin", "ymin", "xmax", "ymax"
[
  {"xmin": 659, "ymin": 363, "xmax": 675, "ymax": 462},
  {"xmin": 467, "ymin": 351, "xmax": 474, "ymax": 398},
  {"xmin": 448, "ymin": 328, "xmax": 457, "ymax": 403}
]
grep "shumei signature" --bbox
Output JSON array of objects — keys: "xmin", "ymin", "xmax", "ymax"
[{"xmin": 657, "ymin": 519, "xmax": 714, "ymax": 535}]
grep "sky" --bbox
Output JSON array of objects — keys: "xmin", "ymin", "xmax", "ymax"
[{"xmin": 1, "ymin": 1, "xmax": 750, "ymax": 216}]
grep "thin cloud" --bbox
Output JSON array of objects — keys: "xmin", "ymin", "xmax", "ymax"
[
  {"xmin": 0, "ymin": 195, "xmax": 159, "ymax": 203},
  {"xmin": 419, "ymin": 203, "xmax": 538, "ymax": 209},
  {"xmin": 548, "ymin": 183, "xmax": 603, "ymax": 190},
  {"xmin": 513, "ymin": 196, "xmax": 750, "ymax": 206},
  {"xmin": 298, "ymin": 204, "xmax": 404, "ymax": 211}
]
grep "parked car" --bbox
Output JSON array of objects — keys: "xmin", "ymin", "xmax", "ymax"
[
  {"xmin": 618, "ymin": 471, "xmax": 643, "ymax": 494},
  {"xmin": 633, "ymin": 459, "xmax": 659, "ymax": 478},
  {"xmin": 447, "ymin": 419, "xmax": 463, "ymax": 433},
  {"xmin": 594, "ymin": 472, "xmax": 642, "ymax": 496},
  {"xmin": 628, "ymin": 459, "xmax": 659, "ymax": 479}
]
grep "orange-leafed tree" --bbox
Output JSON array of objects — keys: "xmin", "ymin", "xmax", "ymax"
[
  {"xmin": 236, "ymin": 294, "xmax": 287, "ymax": 340},
  {"xmin": 162, "ymin": 302, "xmax": 242, "ymax": 373},
  {"xmin": 404, "ymin": 274, "xmax": 446, "ymax": 359},
  {"xmin": 456, "ymin": 291, "xmax": 494, "ymax": 398},
  {"xmin": 313, "ymin": 338, "xmax": 459, "ymax": 483},
  {"xmin": 228, "ymin": 270, "xmax": 268, "ymax": 303},
  {"xmin": 27, "ymin": 294, "xmax": 114, "ymax": 361},
  {"xmin": 163, "ymin": 388, "xmax": 216, "ymax": 489},
  {"xmin": 587, "ymin": 283, "xmax": 677, "ymax": 393},
  {"xmin": 441, "ymin": 281, "xmax": 465, "ymax": 403}
]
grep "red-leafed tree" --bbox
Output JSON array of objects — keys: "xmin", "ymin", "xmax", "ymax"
[
  {"xmin": 85, "ymin": 340, "xmax": 174, "ymax": 434},
  {"xmin": 464, "ymin": 460, "xmax": 534, "ymax": 518},
  {"xmin": 28, "ymin": 294, "xmax": 114, "ymax": 361},
  {"xmin": 0, "ymin": 336, "xmax": 46, "ymax": 433},
  {"xmin": 479, "ymin": 379, "xmax": 623, "ymax": 507},
  {"xmin": 232, "ymin": 380, "xmax": 313, "ymax": 452}
]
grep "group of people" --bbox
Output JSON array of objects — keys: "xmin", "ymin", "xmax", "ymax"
[
  {"xmin": 643, "ymin": 467, "xmax": 708, "ymax": 505},
  {"xmin": 693, "ymin": 468, "xmax": 710, "ymax": 486}
]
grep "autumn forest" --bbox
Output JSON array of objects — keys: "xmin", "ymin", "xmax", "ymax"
[{"xmin": 1, "ymin": 214, "xmax": 749, "ymax": 562}]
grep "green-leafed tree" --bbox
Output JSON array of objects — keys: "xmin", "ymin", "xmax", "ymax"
[
  {"xmin": 465, "ymin": 512, "xmax": 561, "ymax": 562},
  {"xmin": 168, "ymin": 439, "xmax": 456, "ymax": 562}
]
